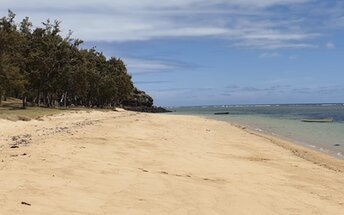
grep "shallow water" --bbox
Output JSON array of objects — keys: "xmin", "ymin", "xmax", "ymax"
[{"xmin": 167, "ymin": 104, "xmax": 344, "ymax": 159}]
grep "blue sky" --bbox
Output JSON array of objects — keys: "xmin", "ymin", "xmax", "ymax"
[{"xmin": 1, "ymin": 0, "xmax": 344, "ymax": 106}]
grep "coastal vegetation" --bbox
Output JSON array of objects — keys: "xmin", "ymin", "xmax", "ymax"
[{"xmin": 0, "ymin": 10, "xmax": 138, "ymax": 109}]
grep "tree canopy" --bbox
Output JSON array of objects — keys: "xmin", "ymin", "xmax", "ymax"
[{"xmin": 0, "ymin": 10, "xmax": 136, "ymax": 108}]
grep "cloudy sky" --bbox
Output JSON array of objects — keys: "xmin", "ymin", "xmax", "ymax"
[{"xmin": 1, "ymin": 0, "xmax": 344, "ymax": 106}]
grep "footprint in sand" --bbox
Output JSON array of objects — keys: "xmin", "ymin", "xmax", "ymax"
[
  {"xmin": 159, "ymin": 171, "xmax": 169, "ymax": 175},
  {"xmin": 138, "ymin": 168, "xmax": 149, "ymax": 173}
]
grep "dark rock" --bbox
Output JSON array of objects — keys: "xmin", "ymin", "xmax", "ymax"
[
  {"xmin": 123, "ymin": 106, "xmax": 171, "ymax": 113},
  {"xmin": 121, "ymin": 88, "xmax": 171, "ymax": 113},
  {"xmin": 121, "ymin": 88, "xmax": 153, "ymax": 107}
]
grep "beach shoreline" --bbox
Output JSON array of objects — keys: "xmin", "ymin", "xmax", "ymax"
[
  {"xmin": 226, "ymin": 119, "xmax": 344, "ymax": 160},
  {"xmin": 230, "ymin": 122, "xmax": 344, "ymax": 172},
  {"xmin": 166, "ymin": 106, "xmax": 344, "ymax": 162},
  {"xmin": 0, "ymin": 110, "xmax": 343, "ymax": 214},
  {"xmin": 168, "ymin": 112, "xmax": 344, "ymax": 172}
]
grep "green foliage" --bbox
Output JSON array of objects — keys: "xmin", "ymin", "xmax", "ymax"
[{"xmin": 0, "ymin": 11, "xmax": 135, "ymax": 108}]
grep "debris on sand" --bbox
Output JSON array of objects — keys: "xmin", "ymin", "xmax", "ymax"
[
  {"xmin": 10, "ymin": 134, "xmax": 32, "ymax": 148},
  {"xmin": 21, "ymin": 201, "xmax": 31, "ymax": 206}
]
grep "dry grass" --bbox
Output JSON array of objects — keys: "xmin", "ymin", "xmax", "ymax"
[{"xmin": 0, "ymin": 98, "xmax": 83, "ymax": 121}]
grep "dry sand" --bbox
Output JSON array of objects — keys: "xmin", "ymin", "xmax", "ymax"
[{"xmin": 0, "ymin": 109, "xmax": 343, "ymax": 214}]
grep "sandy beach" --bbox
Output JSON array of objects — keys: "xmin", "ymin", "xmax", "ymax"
[{"xmin": 0, "ymin": 109, "xmax": 343, "ymax": 214}]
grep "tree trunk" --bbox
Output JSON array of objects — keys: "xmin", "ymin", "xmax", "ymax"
[
  {"xmin": 46, "ymin": 95, "xmax": 50, "ymax": 108},
  {"xmin": 22, "ymin": 96, "xmax": 27, "ymax": 109},
  {"xmin": 43, "ymin": 92, "xmax": 47, "ymax": 107},
  {"xmin": 64, "ymin": 91, "xmax": 67, "ymax": 108},
  {"xmin": 37, "ymin": 89, "xmax": 41, "ymax": 106},
  {"xmin": 49, "ymin": 95, "xmax": 53, "ymax": 108},
  {"xmin": 60, "ymin": 93, "xmax": 64, "ymax": 106}
]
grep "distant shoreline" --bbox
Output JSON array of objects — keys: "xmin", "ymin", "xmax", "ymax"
[{"xmin": 164, "ymin": 103, "xmax": 344, "ymax": 109}]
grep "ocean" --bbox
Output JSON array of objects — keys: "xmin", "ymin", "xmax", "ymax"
[{"xmin": 167, "ymin": 104, "xmax": 344, "ymax": 159}]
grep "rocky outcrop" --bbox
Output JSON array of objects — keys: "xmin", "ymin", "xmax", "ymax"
[
  {"xmin": 122, "ymin": 105, "xmax": 171, "ymax": 113},
  {"xmin": 122, "ymin": 88, "xmax": 153, "ymax": 107},
  {"xmin": 121, "ymin": 88, "xmax": 171, "ymax": 113}
]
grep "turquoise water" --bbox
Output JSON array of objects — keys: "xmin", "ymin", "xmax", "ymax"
[{"xmin": 167, "ymin": 104, "xmax": 344, "ymax": 159}]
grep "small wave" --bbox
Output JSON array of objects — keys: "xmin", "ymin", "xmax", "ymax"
[
  {"xmin": 254, "ymin": 105, "xmax": 271, "ymax": 107},
  {"xmin": 319, "ymin": 147, "xmax": 329, "ymax": 153}
]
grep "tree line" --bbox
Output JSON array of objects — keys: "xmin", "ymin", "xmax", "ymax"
[{"xmin": 0, "ymin": 10, "xmax": 136, "ymax": 109}]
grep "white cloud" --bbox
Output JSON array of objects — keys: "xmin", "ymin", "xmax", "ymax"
[
  {"xmin": 325, "ymin": 42, "xmax": 335, "ymax": 49},
  {"xmin": 235, "ymin": 40, "xmax": 317, "ymax": 49},
  {"xmin": 1, "ymin": 0, "xmax": 313, "ymax": 10},
  {"xmin": 124, "ymin": 58, "xmax": 176, "ymax": 74},
  {"xmin": 222, "ymin": 0, "xmax": 312, "ymax": 8},
  {"xmin": 289, "ymin": 55, "xmax": 299, "ymax": 60},
  {"xmin": 1, "ymin": 0, "xmax": 320, "ymax": 49},
  {"xmin": 259, "ymin": 52, "xmax": 280, "ymax": 58}
]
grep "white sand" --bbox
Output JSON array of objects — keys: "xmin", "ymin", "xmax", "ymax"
[{"xmin": 0, "ymin": 110, "xmax": 343, "ymax": 214}]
